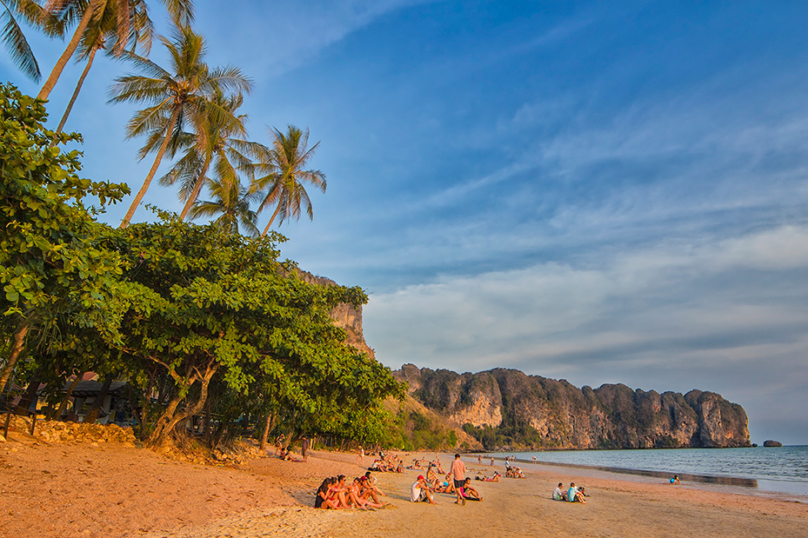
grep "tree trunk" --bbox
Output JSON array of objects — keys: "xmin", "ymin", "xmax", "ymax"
[
  {"xmin": 259, "ymin": 412, "xmax": 276, "ymax": 451},
  {"xmin": 83, "ymin": 377, "xmax": 113, "ymax": 424},
  {"xmin": 260, "ymin": 203, "xmax": 282, "ymax": 237},
  {"xmin": 53, "ymin": 371, "xmax": 84, "ymax": 420},
  {"xmin": 126, "ymin": 384, "xmax": 142, "ymax": 426},
  {"xmin": 16, "ymin": 373, "xmax": 41, "ymax": 415},
  {"xmin": 179, "ymin": 153, "xmax": 212, "ymax": 220},
  {"xmin": 120, "ymin": 106, "xmax": 181, "ymax": 228},
  {"xmin": 147, "ymin": 365, "xmax": 216, "ymax": 447},
  {"xmin": 51, "ymin": 45, "xmax": 99, "ymax": 144},
  {"xmin": 203, "ymin": 397, "xmax": 211, "ymax": 443},
  {"xmin": 0, "ymin": 322, "xmax": 29, "ymax": 395},
  {"xmin": 37, "ymin": 1, "xmax": 100, "ymax": 101}
]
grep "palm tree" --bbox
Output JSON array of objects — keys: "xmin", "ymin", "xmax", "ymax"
[
  {"xmin": 190, "ymin": 175, "xmax": 259, "ymax": 237},
  {"xmin": 36, "ymin": 0, "xmax": 193, "ymax": 101},
  {"xmin": 157, "ymin": 90, "xmax": 266, "ymax": 220},
  {"xmin": 108, "ymin": 23, "xmax": 251, "ymax": 228},
  {"xmin": 254, "ymin": 126, "xmax": 326, "ymax": 237},
  {"xmin": 1, "ymin": 0, "xmax": 60, "ymax": 81},
  {"xmin": 52, "ymin": 0, "xmax": 152, "ymax": 138}
]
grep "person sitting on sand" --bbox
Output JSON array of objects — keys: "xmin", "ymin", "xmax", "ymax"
[
  {"xmin": 553, "ymin": 482, "xmax": 567, "ymax": 501},
  {"xmin": 315, "ymin": 478, "xmax": 336, "ymax": 509},
  {"xmin": 566, "ymin": 482, "xmax": 587, "ymax": 503},
  {"xmin": 567, "ymin": 482, "xmax": 577, "ymax": 503},
  {"xmin": 352, "ymin": 477, "xmax": 384, "ymax": 509},
  {"xmin": 670, "ymin": 475, "xmax": 680, "ymax": 485},
  {"xmin": 461, "ymin": 478, "xmax": 483, "ymax": 501},
  {"xmin": 576, "ymin": 486, "xmax": 588, "ymax": 502},
  {"xmin": 411, "ymin": 475, "xmax": 437, "ymax": 504},
  {"xmin": 359, "ymin": 476, "xmax": 385, "ymax": 506}
]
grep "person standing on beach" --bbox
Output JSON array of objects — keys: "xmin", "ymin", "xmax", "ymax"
[
  {"xmin": 490, "ymin": 456, "xmax": 494, "ymax": 467},
  {"xmin": 450, "ymin": 453, "xmax": 467, "ymax": 505},
  {"xmin": 301, "ymin": 436, "xmax": 309, "ymax": 462}
]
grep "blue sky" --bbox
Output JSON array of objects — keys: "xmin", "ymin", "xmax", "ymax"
[{"xmin": 3, "ymin": 0, "xmax": 808, "ymax": 444}]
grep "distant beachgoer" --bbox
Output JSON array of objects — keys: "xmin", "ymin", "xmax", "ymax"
[
  {"xmin": 411, "ymin": 475, "xmax": 436, "ymax": 504},
  {"xmin": 670, "ymin": 475, "xmax": 680, "ymax": 485},
  {"xmin": 358, "ymin": 446, "xmax": 364, "ymax": 464},
  {"xmin": 478, "ymin": 455, "xmax": 482, "ymax": 464},
  {"xmin": 532, "ymin": 456, "xmax": 536, "ymax": 463},
  {"xmin": 553, "ymin": 482, "xmax": 567, "ymax": 501},
  {"xmin": 450, "ymin": 453, "xmax": 467, "ymax": 505},
  {"xmin": 567, "ymin": 482, "xmax": 577, "ymax": 503},
  {"xmin": 301, "ymin": 437, "xmax": 309, "ymax": 462},
  {"xmin": 490, "ymin": 456, "xmax": 495, "ymax": 467}
]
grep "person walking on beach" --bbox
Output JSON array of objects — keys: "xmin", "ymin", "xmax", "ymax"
[
  {"xmin": 490, "ymin": 456, "xmax": 494, "ymax": 467},
  {"xmin": 450, "ymin": 453, "xmax": 467, "ymax": 506},
  {"xmin": 358, "ymin": 446, "xmax": 364, "ymax": 464}
]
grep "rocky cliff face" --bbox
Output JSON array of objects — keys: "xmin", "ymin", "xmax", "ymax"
[
  {"xmin": 394, "ymin": 365, "xmax": 751, "ymax": 450},
  {"xmin": 296, "ymin": 270, "xmax": 375, "ymax": 359}
]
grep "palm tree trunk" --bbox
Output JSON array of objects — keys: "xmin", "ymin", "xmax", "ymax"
[
  {"xmin": 179, "ymin": 152, "xmax": 212, "ymax": 220},
  {"xmin": 120, "ymin": 106, "xmax": 181, "ymax": 228},
  {"xmin": 37, "ymin": 0, "xmax": 100, "ymax": 101},
  {"xmin": 0, "ymin": 322, "xmax": 29, "ymax": 395},
  {"xmin": 50, "ymin": 45, "xmax": 99, "ymax": 145},
  {"xmin": 260, "ymin": 204, "xmax": 282, "ymax": 237}
]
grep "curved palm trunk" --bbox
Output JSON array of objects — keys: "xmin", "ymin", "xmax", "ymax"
[
  {"xmin": 120, "ymin": 107, "xmax": 181, "ymax": 228},
  {"xmin": 37, "ymin": 0, "xmax": 100, "ymax": 101},
  {"xmin": 50, "ymin": 45, "xmax": 99, "ymax": 145},
  {"xmin": 260, "ymin": 204, "xmax": 281, "ymax": 237},
  {"xmin": 179, "ymin": 152, "xmax": 212, "ymax": 220}
]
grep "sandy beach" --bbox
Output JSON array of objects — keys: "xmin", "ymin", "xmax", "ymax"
[{"xmin": 1, "ymin": 433, "xmax": 806, "ymax": 538}]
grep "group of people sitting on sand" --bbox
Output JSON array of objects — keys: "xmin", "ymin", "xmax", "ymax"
[
  {"xmin": 368, "ymin": 451, "xmax": 404, "ymax": 473},
  {"xmin": 411, "ymin": 475, "xmax": 483, "ymax": 504},
  {"xmin": 474, "ymin": 471, "xmax": 501, "ymax": 482},
  {"xmin": 504, "ymin": 459, "xmax": 525, "ymax": 478},
  {"xmin": 553, "ymin": 482, "xmax": 587, "ymax": 503},
  {"xmin": 314, "ymin": 472, "xmax": 388, "ymax": 510}
]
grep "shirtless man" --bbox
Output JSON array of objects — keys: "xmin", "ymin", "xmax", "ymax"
[{"xmin": 450, "ymin": 453, "xmax": 467, "ymax": 506}]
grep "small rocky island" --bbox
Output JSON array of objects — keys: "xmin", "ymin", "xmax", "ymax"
[{"xmin": 763, "ymin": 440, "xmax": 783, "ymax": 447}]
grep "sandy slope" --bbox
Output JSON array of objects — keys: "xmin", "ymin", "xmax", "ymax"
[{"xmin": 0, "ymin": 435, "xmax": 805, "ymax": 538}]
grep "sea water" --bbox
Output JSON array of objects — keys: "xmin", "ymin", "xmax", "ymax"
[{"xmin": 493, "ymin": 446, "xmax": 808, "ymax": 498}]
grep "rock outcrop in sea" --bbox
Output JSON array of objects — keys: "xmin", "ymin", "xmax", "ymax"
[{"xmin": 394, "ymin": 364, "xmax": 751, "ymax": 450}]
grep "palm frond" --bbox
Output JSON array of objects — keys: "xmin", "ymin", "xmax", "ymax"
[{"xmin": 1, "ymin": 4, "xmax": 40, "ymax": 81}]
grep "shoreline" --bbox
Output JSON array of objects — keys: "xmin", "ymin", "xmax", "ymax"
[
  {"xmin": 2, "ymin": 441, "xmax": 806, "ymax": 537},
  {"xmin": 477, "ymin": 446, "xmax": 808, "ymax": 499}
]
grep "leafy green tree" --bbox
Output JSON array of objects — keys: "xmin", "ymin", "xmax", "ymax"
[
  {"xmin": 109, "ymin": 23, "xmax": 251, "ymax": 228},
  {"xmin": 0, "ymin": 83, "xmax": 128, "ymax": 394},
  {"xmin": 105, "ymin": 215, "xmax": 401, "ymax": 447},
  {"xmin": 254, "ymin": 125, "xmax": 326, "ymax": 237}
]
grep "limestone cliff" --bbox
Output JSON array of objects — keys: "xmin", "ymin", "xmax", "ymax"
[
  {"xmin": 394, "ymin": 365, "xmax": 751, "ymax": 450},
  {"xmin": 296, "ymin": 270, "xmax": 375, "ymax": 359}
]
